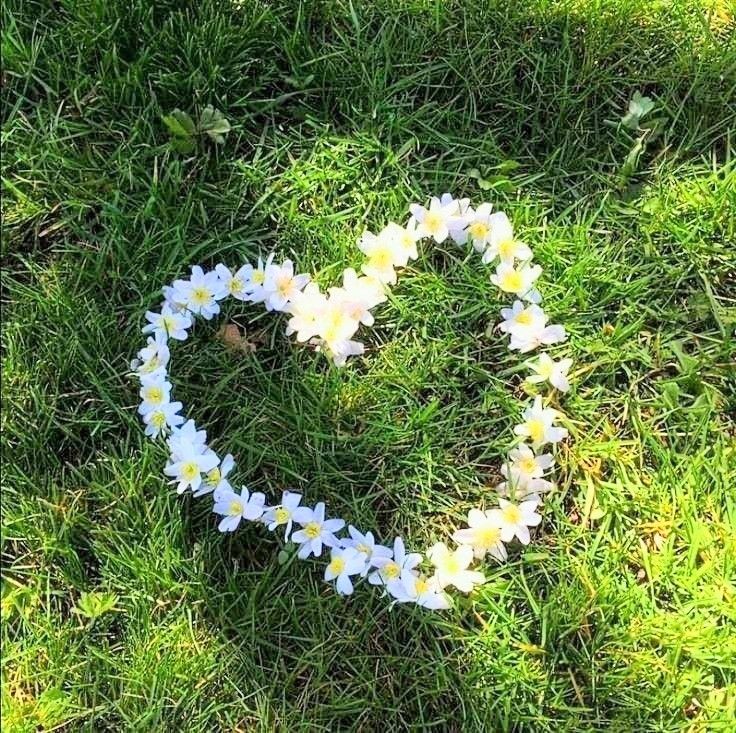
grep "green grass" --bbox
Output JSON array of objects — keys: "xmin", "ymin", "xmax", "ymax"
[{"xmin": 2, "ymin": 0, "xmax": 735, "ymax": 730}]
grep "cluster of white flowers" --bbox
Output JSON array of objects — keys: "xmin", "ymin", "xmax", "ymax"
[{"xmin": 131, "ymin": 194, "xmax": 573, "ymax": 609}]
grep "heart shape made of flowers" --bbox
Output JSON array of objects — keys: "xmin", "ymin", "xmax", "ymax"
[{"xmin": 131, "ymin": 194, "xmax": 572, "ymax": 610}]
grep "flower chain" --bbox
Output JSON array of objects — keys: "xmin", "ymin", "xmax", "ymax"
[{"xmin": 131, "ymin": 194, "xmax": 572, "ymax": 609}]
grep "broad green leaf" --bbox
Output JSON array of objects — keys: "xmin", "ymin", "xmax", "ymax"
[
  {"xmin": 494, "ymin": 159, "xmax": 522, "ymax": 173},
  {"xmin": 36, "ymin": 689, "xmax": 74, "ymax": 729},
  {"xmin": 619, "ymin": 134, "xmax": 646, "ymax": 179},
  {"xmin": 74, "ymin": 591, "xmax": 119, "ymax": 619},
  {"xmin": 170, "ymin": 136, "xmax": 196, "ymax": 154},
  {"xmin": 162, "ymin": 109, "xmax": 196, "ymax": 138},
  {"xmin": 199, "ymin": 105, "xmax": 231, "ymax": 144},
  {"xmin": 667, "ymin": 339, "xmax": 698, "ymax": 374}
]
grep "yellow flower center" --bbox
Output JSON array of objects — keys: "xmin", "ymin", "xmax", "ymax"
[
  {"xmin": 252, "ymin": 270, "xmax": 265, "ymax": 285},
  {"xmin": 414, "ymin": 577, "xmax": 430, "ymax": 595},
  {"xmin": 400, "ymin": 231, "xmax": 414, "ymax": 251},
  {"xmin": 151, "ymin": 412, "xmax": 166, "ymax": 428},
  {"xmin": 207, "ymin": 467, "xmax": 221, "ymax": 484},
  {"xmin": 274, "ymin": 507, "xmax": 290, "ymax": 524},
  {"xmin": 440, "ymin": 556, "xmax": 460, "ymax": 574},
  {"xmin": 229, "ymin": 278, "xmax": 243, "ymax": 294},
  {"xmin": 277, "ymin": 275, "xmax": 292, "ymax": 295},
  {"xmin": 145, "ymin": 386, "xmax": 163, "ymax": 403},
  {"xmin": 468, "ymin": 221, "xmax": 489, "ymax": 240},
  {"xmin": 181, "ymin": 462, "xmax": 199, "ymax": 481},
  {"xmin": 537, "ymin": 361, "xmax": 553, "ymax": 379},
  {"xmin": 304, "ymin": 521, "xmax": 321, "ymax": 539},
  {"xmin": 369, "ymin": 246, "xmax": 393, "ymax": 271},
  {"xmin": 383, "ymin": 562, "xmax": 400, "ymax": 579},
  {"xmin": 191, "ymin": 286, "xmax": 210, "ymax": 306},
  {"xmin": 500, "ymin": 270, "xmax": 523, "ymax": 292},
  {"xmin": 515, "ymin": 310, "xmax": 533, "ymax": 325},
  {"xmin": 423, "ymin": 210, "xmax": 443, "ymax": 234},
  {"xmin": 228, "ymin": 500, "xmax": 242, "ymax": 516},
  {"xmin": 477, "ymin": 526, "xmax": 501, "ymax": 547},
  {"xmin": 526, "ymin": 418, "xmax": 545, "ymax": 444},
  {"xmin": 162, "ymin": 314, "xmax": 177, "ymax": 332},
  {"xmin": 322, "ymin": 309, "xmax": 349, "ymax": 343},
  {"xmin": 356, "ymin": 543, "xmax": 371, "ymax": 555},
  {"xmin": 498, "ymin": 238, "xmax": 516, "ymax": 260},
  {"xmin": 502, "ymin": 504, "xmax": 522, "ymax": 524},
  {"xmin": 519, "ymin": 457, "xmax": 538, "ymax": 474},
  {"xmin": 328, "ymin": 556, "xmax": 346, "ymax": 575}
]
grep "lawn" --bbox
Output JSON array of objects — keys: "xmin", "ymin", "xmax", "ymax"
[{"xmin": 2, "ymin": 0, "xmax": 735, "ymax": 730}]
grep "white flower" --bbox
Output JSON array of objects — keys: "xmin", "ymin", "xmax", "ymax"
[
  {"xmin": 138, "ymin": 373, "xmax": 172, "ymax": 415},
  {"xmin": 328, "ymin": 268, "xmax": 385, "ymax": 328},
  {"xmin": 291, "ymin": 502, "xmax": 345, "ymax": 559},
  {"xmin": 439, "ymin": 192, "xmax": 471, "ymax": 212},
  {"xmin": 452, "ymin": 509, "xmax": 507, "ymax": 562},
  {"xmin": 481, "ymin": 212, "xmax": 532, "ymax": 264},
  {"xmin": 358, "ymin": 229, "xmax": 403, "ymax": 284},
  {"xmin": 510, "ymin": 324, "xmax": 566, "ymax": 353},
  {"xmin": 321, "ymin": 337, "xmax": 365, "ymax": 368},
  {"xmin": 426, "ymin": 542, "xmax": 485, "ymax": 593},
  {"xmin": 324, "ymin": 546, "xmax": 367, "ymax": 595},
  {"xmin": 131, "ymin": 332, "xmax": 171, "ymax": 376},
  {"xmin": 409, "ymin": 195, "xmax": 465, "ymax": 244},
  {"xmin": 499, "ymin": 301, "xmax": 566, "ymax": 353},
  {"xmin": 213, "ymin": 486, "xmax": 266, "ymax": 532},
  {"xmin": 387, "ymin": 219, "xmax": 422, "ymax": 262},
  {"xmin": 285, "ymin": 282, "xmax": 328, "ymax": 342},
  {"xmin": 514, "ymin": 395, "xmax": 568, "ymax": 448},
  {"xmin": 167, "ymin": 419, "xmax": 209, "ymax": 460},
  {"xmin": 498, "ymin": 445, "xmax": 555, "ymax": 499},
  {"xmin": 199, "ymin": 453, "xmax": 235, "ymax": 499},
  {"xmin": 342, "ymin": 526, "xmax": 392, "ymax": 576},
  {"xmin": 464, "ymin": 202, "xmax": 494, "ymax": 252},
  {"xmin": 314, "ymin": 298, "xmax": 361, "ymax": 355},
  {"xmin": 262, "ymin": 491, "xmax": 303, "ymax": 539},
  {"xmin": 375, "ymin": 220, "xmax": 425, "ymax": 266},
  {"xmin": 164, "ymin": 445, "xmax": 220, "ymax": 495},
  {"xmin": 171, "ymin": 266, "xmax": 227, "ymax": 319},
  {"xmin": 497, "ymin": 498, "xmax": 542, "ymax": 545},
  {"xmin": 263, "ymin": 259, "xmax": 310, "ymax": 312},
  {"xmin": 439, "ymin": 193, "xmax": 472, "ymax": 244},
  {"xmin": 526, "ymin": 354, "xmax": 573, "ymax": 392},
  {"xmin": 142, "ymin": 304, "xmax": 192, "ymax": 342},
  {"xmin": 490, "ymin": 262, "xmax": 542, "ymax": 301},
  {"xmin": 343, "ymin": 268, "xmax": 386, "ymax": 307},
  {"xmin": 215, "ymin": 263, "xmax": 252, "ymax": 301},
  {"xmin": 161, "ymin": 285, "xmax": 188, "ymax": 313},
  {"xmin": 369, "ymin": 537, "xmax": 421, "ymax": 592},
  {"xmin": 398, "ymin": 572, "xmax": 452, "ymax": 610},
  {"xmin": 242, "ymin": 253, "xmax": 275, "ymax": 304},
  {"xmin": 499, "ymin": 301, "xmax": 546, "ymax": 334},
  {"xmin": 142, "ymin": 400, "xmax": 184, "ymax": 438}
]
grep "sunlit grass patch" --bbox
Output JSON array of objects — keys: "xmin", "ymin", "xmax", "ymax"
[{"xmin": 2, "ymin": 0, "xmax": 734, "ymax": 729}]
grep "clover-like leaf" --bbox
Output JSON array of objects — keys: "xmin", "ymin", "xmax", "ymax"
[
  {"xmin": 198, "ymin": 105, "xmax": 231, "ymax": 144},
  {"xmin": 74, "ymin": 590, "xmax": 119, "ymax": 620},
  {"xmin": 468, "ymin": 162, "xmax": 519, "ymax": 192},
  {"xmin": 621, "ymin": 91, "xmax": 655, "ymax": 129}
]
